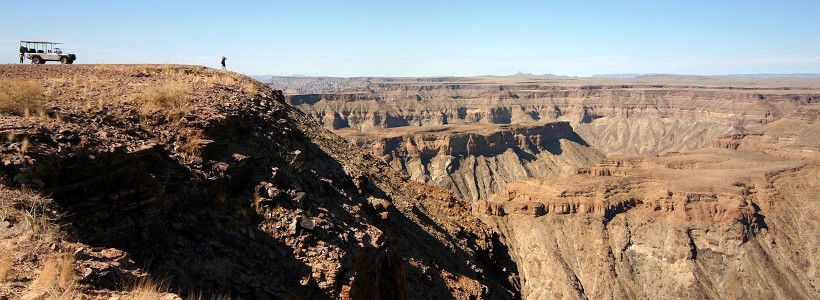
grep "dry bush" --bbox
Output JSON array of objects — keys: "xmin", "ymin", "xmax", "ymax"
[
  {"xmin": 244, "ymin": 81, "xmax": 259, "ymax": 95},
  {"xmin": 0, "ymin": 188, "xmax": 61, "ymax": 245},
  {"xmin": 137, "ymin": 83, "xmax": 192, "ymax": 119},
  {"xmin": 25, "ymin": 252, "xmax": 77, "ymax": 299},
  {"xmin": 0, "ymin": 79, "xmax": 50, "ymax": 117}
]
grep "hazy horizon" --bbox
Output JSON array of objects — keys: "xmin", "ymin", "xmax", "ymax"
[{"xmin": 2, "ymin": 1, "xmax": 818, "ymax": 77}]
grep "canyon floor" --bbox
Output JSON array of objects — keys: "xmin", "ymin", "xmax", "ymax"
[{"xmin": 275, "ymin": 74, "xmax": 820, "ymax": 299}]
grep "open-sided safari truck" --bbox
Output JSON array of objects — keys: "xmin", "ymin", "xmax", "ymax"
[{"xmin": 20, "ymin": 41, "xmax": 77, "ymax": 64}]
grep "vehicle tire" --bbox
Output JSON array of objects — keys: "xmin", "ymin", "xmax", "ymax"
[
  {"xmin": 31, "ymin": 56, "xmax": 42, "ymax": 64},
  {"xmin": 60, "ymin": 57, "xmax": 69, "ymax": 64},
  {"xmin": 66, "ymin": 59, "xmax": 74, "ymax": 64}
]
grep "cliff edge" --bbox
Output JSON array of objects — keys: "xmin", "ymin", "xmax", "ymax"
[{"xmin": 0, "ymin": 65, "xmax": 519, "ymax": 299}]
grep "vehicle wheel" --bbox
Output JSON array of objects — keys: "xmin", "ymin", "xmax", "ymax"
[
  {"xmin": 66, "ymin": 59, "xmax": 74, "ymax": 64},
  {"xmin": 31, "ymin": 56, "xmax": 42, "ymax": 64},
  {"xmin": 60, "ymin": 57, "xmax": 69, "ymax": 64}
]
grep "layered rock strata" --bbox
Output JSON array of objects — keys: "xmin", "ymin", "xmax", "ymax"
[
  {"xmin": 280, "ymin": 76, "xmax": 820, "ymax": 157},
  {"xmin": 339, "ymin": 122, "xmax": 603, "ymax": 201},
  {"xmin": 276, "ymin": 76, "xmax": 820, "ymax": 203},
  {"xmin": 475, "ymin": 149, "xmax": 819, "ymax": 299}
]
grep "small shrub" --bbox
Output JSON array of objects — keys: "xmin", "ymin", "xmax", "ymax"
[
  {"xmin": 137, "ymin": 83, "xmax": 191, "ymax": 119},
  {"xmin": 244, "ymin": 81, "xmax": 259, "ymax": 95},
  {"xmin": 0, "ymin": 245, "xmax": 12, "ymax": 282},
  {"xmin": 0, "ymin": 79, "xmax": 50, "ymax": 117}
]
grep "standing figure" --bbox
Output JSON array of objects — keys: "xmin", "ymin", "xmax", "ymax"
[
  {"xmin": 19, "ymin": 53, "xmax": 24, "ymax": 64},
  {"xmin": 221, "ymin": 56, "xmax": 227, "ymax": 70}
]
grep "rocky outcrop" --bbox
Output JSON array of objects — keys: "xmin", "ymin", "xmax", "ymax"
[
  {"xmin": 0, "ymin": 65, "xmax": 519, "ymax": 299},
  {"xmin": 340, "ymin": 122, "xmax": 604, "ymax": 201},
  {"xmin": 476, "ymin": 149, "xmax": 819, "ymax": 299}
]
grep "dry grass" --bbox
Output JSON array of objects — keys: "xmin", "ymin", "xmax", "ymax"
[
  {"xmin": 20, "ymin": 136, "xmax": 30, "ymax": 154},
  {"xmin": 0, "ymin": 245, "xmax": 12, "ymax": 282},
  {"xmin": 24, "ymin": 252, "xmax": 78, "ymax": 299},
  {"xmin": 137, "ymin": 83, "xmax": 192, "ymax": 119},
  {"xmin": 122, "ymin": 277, "xmax": 172, "ymax": 300},
  {"xmin": 0, "ymin": 79, "xmax": 50, "ymax": 117},
  {"xmin": 243, "ymin": 81, "xmax": 259, "ymax": 95},
  {"xmin": 0, "ymin": 188, "xmax": 62, "ymax": 248}
]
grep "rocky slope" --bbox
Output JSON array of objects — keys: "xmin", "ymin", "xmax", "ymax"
[{"xmin": 0, "ymin": 65, "xmax": 519, "ymax": 299}]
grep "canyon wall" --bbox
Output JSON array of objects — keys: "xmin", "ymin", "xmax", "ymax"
[
  {"xmin": 340, "ymin": 122, "xmax": 603, "ymax": 201},
  {"xmin": 275, "ymin": 76, "xmax": 820, "ymax": 200},
  {"xmin": 475, "ymin": 150, "xmax": 819, "ymax": 299}
]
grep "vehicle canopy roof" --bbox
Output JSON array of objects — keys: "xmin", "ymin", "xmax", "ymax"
[{"xmin": 20, "ymin": 41, "xmax": 62, "ymax": 45}]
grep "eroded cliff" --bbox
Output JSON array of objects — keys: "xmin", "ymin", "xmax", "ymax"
[
  {"xmin": 277, "ymin": 76, "xmax": 820, "ymax": 202},
  {"xmin": 476, "ymin": 149, "xmax": 819, "ymax": 299},
  {"xmin": 340, "ymin": 122, "xmax": 603, "ymax": 201},
  {"xmin": 273, "ymin": 75, "xmax": 820, "ymax": 299}
]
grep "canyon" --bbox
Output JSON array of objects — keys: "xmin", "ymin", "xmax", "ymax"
[
  {"xmin": 277, "ymin": 75, "xmax": 818, "ymax": 199},
  {"xmin": 274, "ymin": 74, "xmax": 820, "ymax": 299},
  {"xmin": 0, "ymin": 66, "xmax": 816, "ymax": 299}
]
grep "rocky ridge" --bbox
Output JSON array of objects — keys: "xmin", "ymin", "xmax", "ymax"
[{"xmin": 0, "ymin": 65, "xmax": 519, "ymax": 299}]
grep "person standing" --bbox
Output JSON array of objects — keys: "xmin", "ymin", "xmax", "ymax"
[
  {"xmin": 221, "ymin": 56, "xmax": 227, "ymax": 70},
  {"xmin": 19, "ymin": 52, "xmax": 24, "ymax": 64}
]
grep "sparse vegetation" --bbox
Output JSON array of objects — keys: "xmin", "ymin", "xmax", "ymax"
[
  {"xmin": 123, "ymin": 277, "xmax": 171, "ymax": 300},
  {"xmin": 244, "ymin": 81, "xmax": 259, "ymax": 95},
  {"xmin": 0, "ymin": 188, "xmax": 61, "ymax": 244},
  {"xmin": 137, "ymin": 82, "xmax": 192, "ymax": 119},
  {"xmin": 0, "ymin": 245, "xmax": 12, "ymax": 282},
  {"xmin": 25, "ymin": 252, "xmax": 78, "ymax": 299},
  {"xmin": 0, "ymin": 79, "xmax": 50, "ymax": 117}
]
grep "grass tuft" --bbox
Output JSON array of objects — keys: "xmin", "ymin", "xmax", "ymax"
[
  {"xmin": 137, "ymin": 83, "xmax": 192, "ymax": 120},
  {"xmin": 0, "ymin": 245, "xmax": 12, "ymax": 282},
  {"xmin": 25, "ymin": 252, "xmax": 77, "ymax": 299},
  {"xmin": 0, "ymin": 79, "xmax": 51, "ymax": 117},
  {"xmin": 123, "ymin": 277, "xmax": 172, "ymax": 300}
]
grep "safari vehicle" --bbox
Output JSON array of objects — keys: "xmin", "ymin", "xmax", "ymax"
[{"xmin": 20, "ymin": 41, "xmax": 77, "ymax": 64}]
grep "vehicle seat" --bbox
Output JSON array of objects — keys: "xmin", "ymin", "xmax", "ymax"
[{"xmin": 37, "ymin": 50, "xmax": 44, "ymax": 53}]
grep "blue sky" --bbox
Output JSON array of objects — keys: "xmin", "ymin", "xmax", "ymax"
[{"xmin": 1, "ymin": 0, "xmax": 819, "ymax": 77}]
